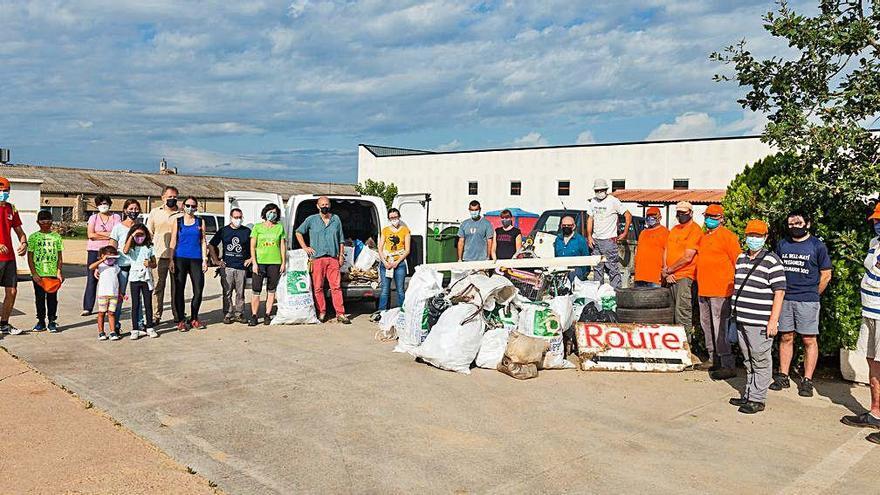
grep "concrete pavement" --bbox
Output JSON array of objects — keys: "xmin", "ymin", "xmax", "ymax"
[{"xmin": 2, "ymin": 266, "xmax": 879, "ymax": 494}]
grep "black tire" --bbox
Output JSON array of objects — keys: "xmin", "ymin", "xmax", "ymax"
[
  {"xmin": 615, "ymin": 307, "xmax": 675, "ymax": 324},
  {"xmin": 615, "ymin": 287, "xmax": 672, "ymax": 309}
]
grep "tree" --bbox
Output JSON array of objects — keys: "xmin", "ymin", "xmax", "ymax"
[
  {"xmin": 355, "ymin": 179, "xmax": 398, "ymax": 209},
  {"xmin": 713, "ymin": 0, "xmax": 880, "ymax": 353}
]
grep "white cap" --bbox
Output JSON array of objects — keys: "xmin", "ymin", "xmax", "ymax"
[{"xmin": 593, "ymin": 178, "xmax": 609, "ymax": 190}]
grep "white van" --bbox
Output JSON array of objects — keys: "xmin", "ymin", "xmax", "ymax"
[{"xmin": 224, "ymin": 191, "xmax": 430, "ymax": 306}]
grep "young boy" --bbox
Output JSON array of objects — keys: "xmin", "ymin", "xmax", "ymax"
[
  {"xmin": 27, "ymin": 210, "xmax": 64, "ymax": 332},
  {"xmin": 89, "ymin": 245, "xmax": 121, "ymax": 341}
]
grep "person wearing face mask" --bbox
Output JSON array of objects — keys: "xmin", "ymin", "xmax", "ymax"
[
  {"xmin": 554, "ymin": 215, "xmax": 590, "ymax": 280},
  {"xmin": 729, "ymin": 220, "xmax": 786, "ymax": 414},
  {"xmin": 457, "ymin": 200, "xmax": 495, "ymax": 262},
  {"xmin": 27, "ymin": 209, "xmax": 64, "ymax": 333},
  {"xmin": 209, "ymin": 208, "xmax": 252, "ymax": 324},
  {"xmin": 634, "ymin": 207, "xmax": 669, "ymax": 287},
  {"xmin": 109, "ymin": 199, "xmax": 144, "ymax": 335},
  {"xmin": 82, "ymin": 194, "xmax": 121, "ymax": 317},
  {"xmin": 662, "ymin": 201, "xmax": 702, "ymax": 338},
  {"xmin": 146, "ymin": 185, "xmax": 182, "ymax": 326},
  {"xmin": 586, "ymin": 178, "xmax": 630, "ymax": 288},
  {"xmin": 296, "ymin": 197, "xmax": 348, "ymax": 324},
  {"xmin": 378, "ymin": 208, "xmax": 411, "ymax": 311},
  {"xmin": 89, "ymin": 245, "xmax": 123, "ymax": 341},
  {"xmin": 771, "ymin": 210, "xmax": 832, "ymax": 397},
  {"xmin": 0, "ymin": 177, "xmax": 28, "ymax": 336},
  {"xmin": 123, "ymin": 224, "xmax": 158, "ymax": 338},
  {"xmin": 251, "ymin": 203, "xmax": 288, "ymax": 325},
  {"xmin": 695, "ymin": 204, "xmax": 742, "ymax": 379},
  {"xmin": 169, "ymin": 196, "xmax": 209, "ymax": 331},
  {"xmin": 492, "ymin": 209, "xmax": 523, "ymax": 260}
]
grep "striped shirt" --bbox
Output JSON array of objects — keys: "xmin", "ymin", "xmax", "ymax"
[
  {"xmin": 861, "ymin": 237, "xmax": 880, "ymax": 317},
  {"xmin": 732, "ymin": 249, "xmax": 787, "ymax": 326}
]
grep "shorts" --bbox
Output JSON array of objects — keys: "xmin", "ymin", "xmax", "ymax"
[
  {"xmin": 0, "ymin": 260, "xmax": 17, "ymax": 288},
  {"xmin": 96, "ymin": 295, "xmax": 118, "ymax": 313},
  {"xmin": 252, "ymin": 264, "xmax": 281, "ymax": 294},
  {"xmin": 778, "ymin": 300, "xmax": 820, "ymax": 335},
  {"xmin": 858, "ymin": 317, "xmax": 880, "ymax": 361}
]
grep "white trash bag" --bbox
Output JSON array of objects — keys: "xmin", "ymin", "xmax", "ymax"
[
  {"xmin": 354, "ymin": 248, "xmax": 380, "ymax": 271},
  {"xmin": 393, "ymin": 266, "xmax": 444, "ymax": 354},
  {"xmin": 448, "ymin": 273, "xmax": 518, "ymax": 311},
  {"xmin": 540, "ymin": 334, "xmax": 575, "ymax": 369},
  {"xmin": 573, "ymin": 278, "xmax": 601, "ymax": 304},
  {"xmin": 549, "ymin": 295, "xmax": 575, "ymax": 331},
  {"xmin": 517, "ymin": 301, "xmax": 563, "ymax": 337},
  {"xmin": 414, "ymin": 303, "xmax": 485, "ymax": 374},
  {"xmin": 271, "ymin": 250, "xmax": 319, "ymax": 325},
  {"xmin": 475, "ymin": 327, "xmax": 511, "ymax": 369}
]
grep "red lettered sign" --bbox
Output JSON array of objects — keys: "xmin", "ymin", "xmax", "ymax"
[{"xmin": 575, "ymin": 323, "xmax": 693, "ymax": 372}]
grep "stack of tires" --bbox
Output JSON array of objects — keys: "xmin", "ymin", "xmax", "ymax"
[{"xmin": 615, "ymin": 287, "xmax": 675, "ymax": 324}]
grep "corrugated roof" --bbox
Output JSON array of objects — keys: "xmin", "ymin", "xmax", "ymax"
[
  {"xmin": 615, "ymin": 189, "xmax": 726, "ymax": 205},
  {"xmin": 0, "ymin": 164, "xmax": 356, "ymax": 198}
]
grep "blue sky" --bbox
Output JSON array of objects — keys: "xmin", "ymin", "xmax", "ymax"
[{"xmin": 0, "ymin": 0, "xmax": 808, "ymax": 183}]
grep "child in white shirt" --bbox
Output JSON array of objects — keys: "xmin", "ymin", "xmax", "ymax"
[{"xmin": 89, "ymin": 245, "xmax": 121, "ymax": 341}]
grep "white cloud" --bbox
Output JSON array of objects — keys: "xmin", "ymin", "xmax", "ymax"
[
  {"xmin": 158, "ymin": 146, "xmax": 287, "ymax": 173},
  {"xmin": 173, "ymin": 122, "xmax": 265, "ymax": 136},
  {"xmin": 513, "ymin": 132, "xmax": 549, "ymax": 147},
  {"xmin": 721, "ymin": 109, "xmax": 768, "ymax": 135},
  {"xmin": 435, "ymin": 139, "xmax": 462, "ymax": 152},
  {"xmin": 576, "ymin": 131, "xmax": 596, "ymax": 145},
  {"xmin": 72, "ymin": 120, "xmax": 93, "ymax": 129},
  {"xmin": 287, "ymin": 0, "xmax": 309, "ymax": 19},
  {"xmin": 646, "ymin": 112, "xmax": 717, "ymax": 140}
]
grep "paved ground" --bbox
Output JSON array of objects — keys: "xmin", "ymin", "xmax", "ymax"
[{"xmin": 2, "ymin": 265, "xmax": 879, "ymax": 494}]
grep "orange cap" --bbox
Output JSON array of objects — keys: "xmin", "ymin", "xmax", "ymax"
[
  {"xmin": 646, "ymin": 206, "xmax": 661, "ymax": 216},
  {"xmin": 745, "ymin": 219, "xmax": 768, "ymax": 235},
  {"xmin": 38, "ymin": 277, "xmax": 62, "ymax": 294},
  {"xmin": 0, "ymin": 177, "xmax": 10, "ymax": 190},
  {"xmin": 705, "ymin": 204, "xmax": 724, "ymax": 216},
  {"xmin": 869, "ymin": 204, "xmax": 880, "ymax": 221}
]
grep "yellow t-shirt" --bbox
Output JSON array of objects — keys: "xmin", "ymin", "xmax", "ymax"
[{"xmin": 381, "ymin": 225, "xmax": 410, "ymax": 263}]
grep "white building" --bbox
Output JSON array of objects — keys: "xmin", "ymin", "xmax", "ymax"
[{"xmin": 357, "ymin": 135, "xmax": 774, "ymax": 224}]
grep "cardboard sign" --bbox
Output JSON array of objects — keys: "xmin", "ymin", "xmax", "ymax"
[{"xmin": 575, "ymin": 322, "xmax": 693, "ymax": 372}]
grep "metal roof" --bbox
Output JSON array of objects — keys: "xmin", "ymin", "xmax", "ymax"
[
  {"xmin": 0, "ymin": 164, "xmax": 356, "ymax": 199},
  {"xmin": 614, "ymin": 189, "xmax": 726, "ymax": 205}
]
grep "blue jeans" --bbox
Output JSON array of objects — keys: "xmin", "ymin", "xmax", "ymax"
[
  {"xmin": 378, "ymin": 262, "xmax": 407, "ymax": 311},
  {"xmin": 114, "ymin": 267, "xmax": 143, "ymax": 331}
]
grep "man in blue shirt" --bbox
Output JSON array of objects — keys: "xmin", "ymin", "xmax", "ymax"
[
  {"xmin": 772, "ymin": 210, "xmax": 832, "ymax": 397},
  {"xmin": 457, "ymin": 200, "xmax": 494, "ymax": 262},
  {"xmin": 554, "ymin": 215, "xmax": 590, "ymax": 280}
]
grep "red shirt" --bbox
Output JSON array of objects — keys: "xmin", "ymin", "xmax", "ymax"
[{"xmin": 0, "ymin": 203, "xmax": 22, "ymax": 262}]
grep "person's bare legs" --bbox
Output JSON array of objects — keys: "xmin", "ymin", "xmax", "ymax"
[
  {"xmin": 251, "ymin": 294, "xmax": 261, "ymax": 319},
  {"xmin": 778, "ymin": 331, "xmax": 795, "ymax": 375},
  {"xmin": 108, "ymin": 312, "xmax": 116, "ymax": 334},
  {"xmin": 869, "ymin": 359, "xmax": 880, "ymax": 417},
  {"xmin": 97, "ymin": 312, "xmax": 106, "ymax": 335},
  {"xmin": 265, "ymin": 293, "xmax": 276, "ymax": 319},
  {"xmin": 2, "ymin": 286, "xmax": 16, "ymax": 322},
  {"xmin": 802, "ymin": 335, "xmax": 819, "ymax": 380}
]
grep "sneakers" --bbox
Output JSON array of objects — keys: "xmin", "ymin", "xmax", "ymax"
[
  {"xmin": 867, "ymin": 432, "xmax": 880, "ymax": 445},
  {"xmin": 841, "ymin": 412, "xmax": 880, "ymax": 430},
  {"xmin": 263, "ymin": 316, "xmax": 271, "ymax": 326},
  {"xmin": 336, "ymin": 314, "xmax": 351, "ymax": 325},
  {"xmin": 235, "ymin": 314, "xmax": 248, "ymax": 324},
  {"xmin": 47, "ymin": 321, "xmax": 59, "ymax": 333},
  {"xmin": 130, "ymin": 330, "xmax": 142, "ymax": 340},
  {"xmin": 190, "ymin": 319, "xmax": 204, "ymax": 330},
  {"xmin": 318, "ymin": 313, "xmax": 327, "ymax": 323},
  {"xmin": 145, "ymin": 327, "xmax": 159, "ymax": 338},
  {"xmin": 729, "ymin": 397, "xmax": 749, "ymax": 407},
  {"xmin": 248, "ymin": 317, "xmax": 258, "ymax": 327},
  {"xmin": 694, "ymin": 360, "xmax": 715, "ymax": 372},
  {"xmin": 798, "ymin": 378, "xmax": 815, "ymax": 397},
  {"xmin": 738, "ymin": 401, "xmax": 765, "ymax": 414},
  {"xmin": 80, "ymin": 310, "xmax": 91, "ymax": 317},
  {"xmin": 223, "ymin": 315, "xmax": 233, "ymax": 325},
  {"xmin": 769, "ymin": 373, "xmax": 791, "ymax": 391},
  {"xmin": 369, "ymin": 312, "xmax": 381, "ymax": 323},
  {"xmin": 108, "ymin": 332, "xmax": 121, "ymax": 341},
  {"xmin": 2, "ymin": 323, "xmax": 23, "ymax": 335},
  {"xmin": 176, "ymin": 321, "xmax": 189, "ymax": 332},
  {"xmin": 33, "ymin": 321, "xmax": 46, "ymax": 332},
  {"xmin": 710, "ymin": 368, "xmax": 737, "ymax": 380},
  {"xmin": 98, "ymin": 332, "xmax": 108, "ymax": 341}
]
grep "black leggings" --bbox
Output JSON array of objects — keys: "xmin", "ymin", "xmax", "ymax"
[
  {"xmin": 130, "ymin": 281, "xmax": 154, "ymax": 329},
  {"xmin": 174, "ymin": 257, "xmax": 204, "ymax": 322}
]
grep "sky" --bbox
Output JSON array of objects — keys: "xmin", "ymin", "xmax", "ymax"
[{"xmin": 0, "ymin": 0, "xmax": 811, "ymax": 183}]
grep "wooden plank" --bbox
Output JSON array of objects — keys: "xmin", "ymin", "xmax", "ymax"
[{"xmin": 426, "ymin": 255, "xmax": 603, "ymax": 271}]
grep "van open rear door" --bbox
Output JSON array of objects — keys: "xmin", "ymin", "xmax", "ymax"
[
  {"xmin": 224, "ymin": 191, "xmax": 284, "ymax": 230},
  {"xmin": 392, "ymin": 193, "xmax": 430, "ymax": 272}
]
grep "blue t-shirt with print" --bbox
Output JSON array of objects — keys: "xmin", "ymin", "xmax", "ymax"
[
  {"xmin": 776, "ymin": 236, "xmax": 832, "ymax": 302},
  {"xmin": 458, "ymin": 217, "xmax": 494, "ymax": 262},
  {"xmin": 210, "ymin": 225, "xmax": 252, "ymax": 270}
]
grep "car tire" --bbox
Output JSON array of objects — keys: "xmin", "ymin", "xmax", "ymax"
[
  {"xmin": 615, "ymin": 307, "xmax": 675, "ymax": 324},
  {"xmin": 615, "ymin": 287, "xmax": 673, "ymax": 309}
]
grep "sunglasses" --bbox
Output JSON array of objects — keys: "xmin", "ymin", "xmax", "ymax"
[{"xmin": 184, "ymin": 203, "xmax": 197, "ymax": 208}]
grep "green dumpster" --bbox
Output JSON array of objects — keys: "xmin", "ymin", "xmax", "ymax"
[{"xmin": 427, "ymin": 226, "xmax": 459, "ymax": 264}]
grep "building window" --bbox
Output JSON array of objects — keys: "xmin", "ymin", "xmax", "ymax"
[
  {"xmin": 468, "ymin": 181, "xmax": 478, "ymax": 195},
  {"xmin": 611, "ymin": 179, "xmax": 626, "ymax": 192},
  {"xmin": 510, "ymin": 181, "xmax": 522, "ymax": 196},
  {"xmin": 673, "ymin": 179, "xmax": 689, "ymax": 190},
  {"xmin": 558, "ymin": 180, "xmax": 571, "ymax": 196},
  {"xmin": 44, "ymin": 206, "xmax": 73, "ymax": 222}
]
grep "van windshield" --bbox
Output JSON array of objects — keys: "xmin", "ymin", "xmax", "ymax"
[{"xmin": 292, "ymin": 198, "xmax": 380, "ymax": 247}]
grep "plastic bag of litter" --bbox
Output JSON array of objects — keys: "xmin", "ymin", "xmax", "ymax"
[
  {"xmin": 449, "ymin": 273, "xmax": 518, "ymax": 311},
  {"xmin": 549, "ymin": 295, "xmax": 575, "ymax": 331},
  {"xmin": 539, "ymin": 334, "xmax": 575, "ymax": 369},
  {"xmin": 414, "ymin": 303, "xmax": 485, "ymax": 374},
  {"xmin": 272, "ymin": 250, "xmax": 319, "ymax": 325},
  {"xmin": 475, "ymin": 328, "xmax": 511, "ymax": 369},
  {"xmin": 573, "ymin": 278, "xmax": 601, "ymax": 303},
  {"xmin": 354, "ymin": 248, "xmax": 380, "ymax": 271},
  {"xmin": 394, "ymin": 266, "xmax": 444, "ymax": 354},
  {"xmin": 598, "ymin": 283, "xmax": 617, "ymax": 311},
  {"xmin": 485, "ymin": 305, "xmax": 519, "ymax": 331},
  {"xmin": 517, "ymin": 301, "xmax": 562, "ymax": 337}
]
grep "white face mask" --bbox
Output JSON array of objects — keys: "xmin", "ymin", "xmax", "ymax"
[
  {"xmin": 98, "ymin": 204, "xmax": 110, "ymax": 214},
  {"xmin": 390, "ymin": 219, "xmax": 400, "ymax": 227},
  {"xmin": 595, "ymin": 191, "xmax": 607, "ymax": 200},
  {"xmin": 231, "ymin": 218, "xmax": 242, "ymax": 227}
]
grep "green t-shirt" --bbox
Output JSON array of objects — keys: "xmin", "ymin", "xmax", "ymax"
[
  {"xmin": 252, "ymin": 222, "xmax": 285, "ymax": 264},
  {"xmin": 28, "ymin": 231, "xmax": 63, "ymax": 277}
]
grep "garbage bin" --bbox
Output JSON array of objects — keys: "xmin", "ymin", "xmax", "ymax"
[{"xmin": 427, "ymin": 226, "xmax": 459, "ymax": 264}]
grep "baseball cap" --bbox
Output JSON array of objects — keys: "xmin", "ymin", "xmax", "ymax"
[
  {"xmin": 675, "ymin": 201, "xmax": 693, "ymax": 212},
  {"xmin": 745, "ymin": 219, "xmax": 769, "ymax": 235},
  {"xmin": 646, "ymin": 206, "xmax": 661, "ymax": 216},
  {"xmin": 705, "ymin": 204, "xmax": 724, "ymax": 216},
  {"xmin": 869, "ymin": 203, "xmax": 880, "ymax": 221},
  {"xmin": 593, "ymin": 178, "xmax": 609, "ymax": 190},
  {"xmin": 0, "ymin": 177, "xmax": 9, "ymax": 190}
]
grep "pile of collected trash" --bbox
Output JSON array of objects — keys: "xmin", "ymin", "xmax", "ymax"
[{"xmin": 375, "ymin": 265, "xmax": 618, "ymax": 379}]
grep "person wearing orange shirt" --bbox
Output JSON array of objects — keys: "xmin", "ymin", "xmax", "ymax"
[
  {"xmin": 663, "ymin": 201, "xmax": 702, "ymax": 337},
  {"xmin": 634, "ymin": 207, "xmax": 668, "ymax": 287},
  {"xmin": 696, "ymin": 204, "xmax": 742, "ymax": 379}
]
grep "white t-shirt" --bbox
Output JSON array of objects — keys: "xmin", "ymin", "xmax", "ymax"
[
  {"xmin": 110, "ymin": 223, "xmax": 134, "ymax": 267},
  {"xmin": 587, "ymin": 195, "xmax": 625, "ymax": 240},
  {"xmin": 96, "ymin": 263, "xmax": 120, "ymax": 297}
]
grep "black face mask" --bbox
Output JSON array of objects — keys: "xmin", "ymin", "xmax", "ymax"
[
  {"xmin": 561, "ymin": 226, "xmax": 574, "ymax": 236},
  {"xmin": 166, "ymin": 198, "xmax": 178, "ymax": 208},
  {"xmin": 676, "ymin": 213, "xmax": 692, "ymax": 224},
  {"xmin": 319, "ymin": 206, "xmax": 330, "ymax": 214},
  {"xmin": 125, "ymin": 211, "xmax": 139, "ymax": 221},
  {"xmin": 788, "ymin": 226, "xmax": 808, "ymax": 239}
]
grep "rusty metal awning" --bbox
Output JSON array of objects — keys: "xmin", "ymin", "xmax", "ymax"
[{"xmin": 615, "ymin": 189, "xmax": 725, "ymax": 206}]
